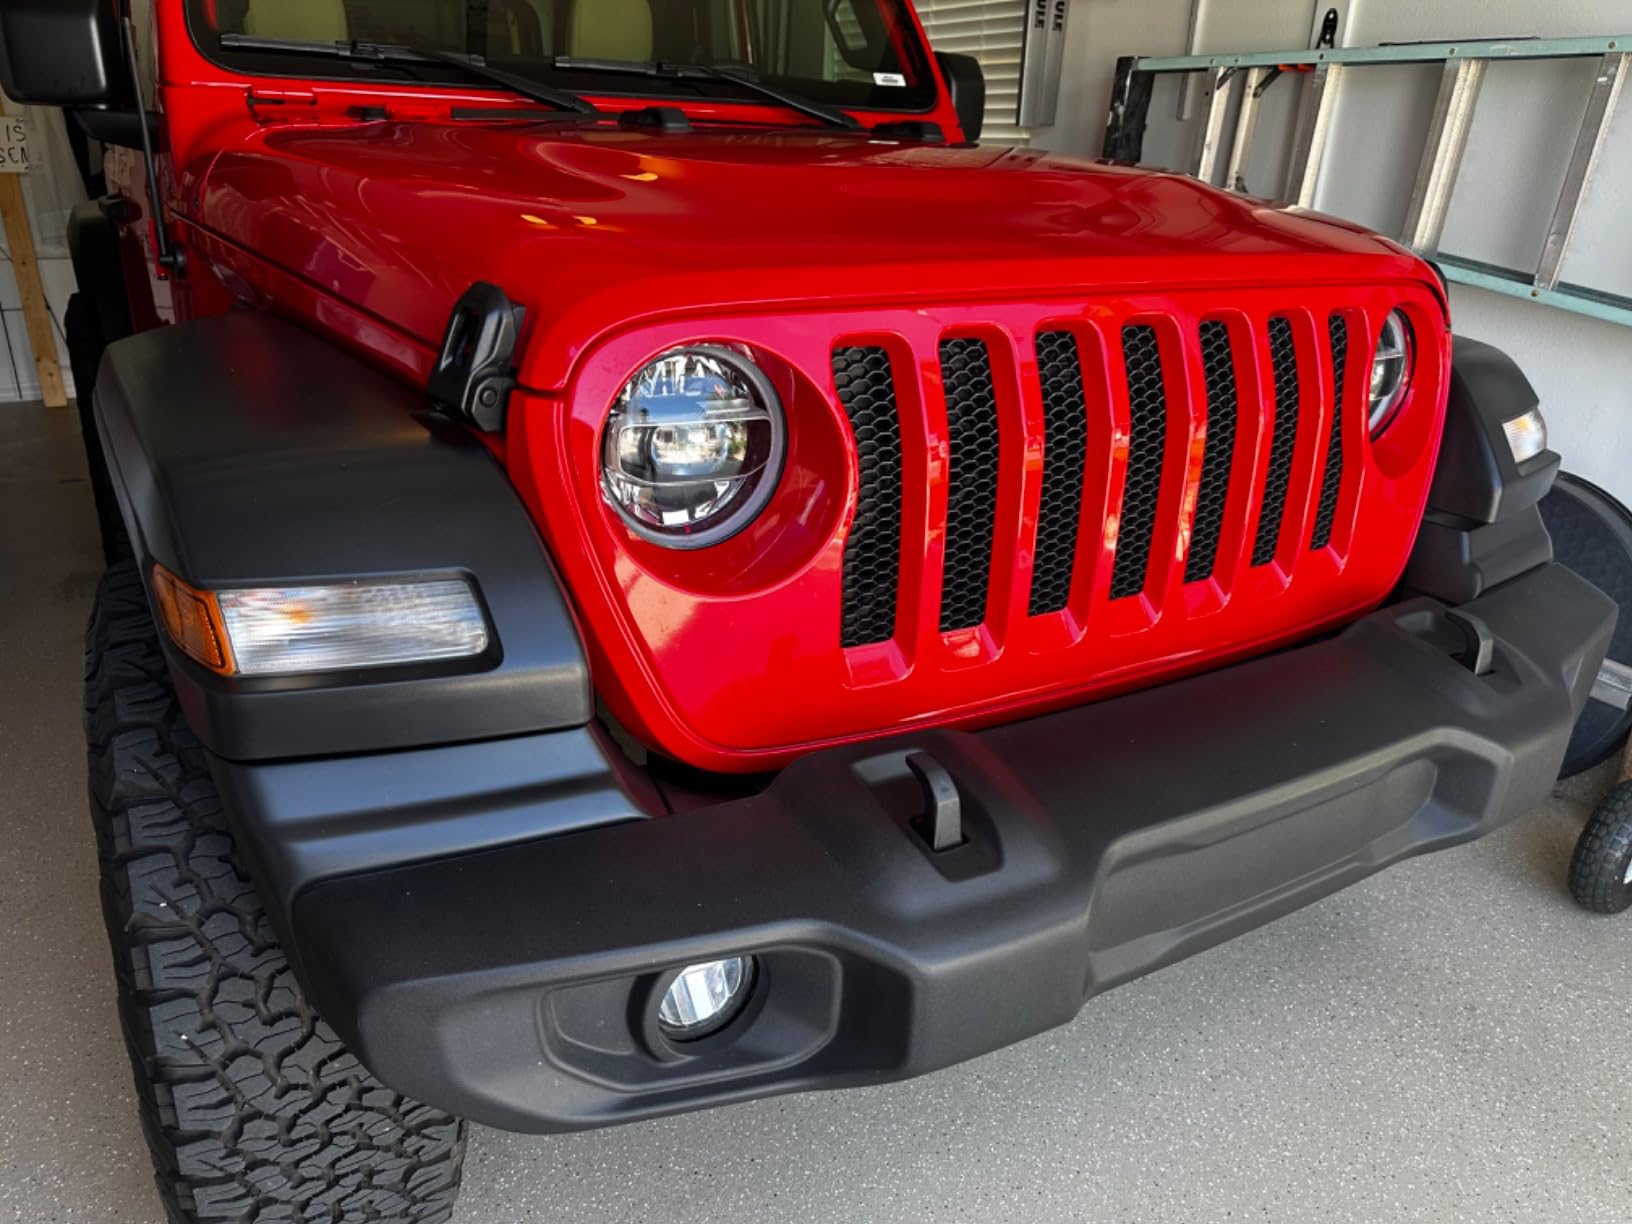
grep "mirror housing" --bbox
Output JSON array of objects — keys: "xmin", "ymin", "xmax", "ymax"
[
  {"xmin": 0, "ymin": 0, "xmax": 125, "ymax": 108},
  {"xmin": 935, "ymin": 51, "xmax": 986, "ymax": 143}
]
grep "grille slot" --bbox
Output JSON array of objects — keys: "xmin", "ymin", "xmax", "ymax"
[
  {"xmin": 1111, "ymin": 324, "xmax": 1167, "ymax": 601},
  {"xmin": 1031, "ymin": 331, "xmax": 1089, "ymax": 615},
  {"xmin": 1253, "ymin": 317, "xmax": 1301, "ymax": 567},
  {"xmin": 1310, "ymin": 315, "xmax": 1348, "ymax": 550},
  {"xmin": 834, "ymin": 346, "xmax": 904, "ymax": 648},
  {"xmin": 939, "ymin": 338, "xmax": 1002, "ymax": 632},
  {"xmin": 1187, "ymin": 321, "xmax": 1239, "ymax": 584}
]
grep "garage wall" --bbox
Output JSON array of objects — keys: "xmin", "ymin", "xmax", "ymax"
[
  {"xmin": 1027, "ymin": 0, "xmax": 1632, "ymax": 499},
  {"xmin": 1, "ymin": 105, "xmax": 81, "ymax": 403}
]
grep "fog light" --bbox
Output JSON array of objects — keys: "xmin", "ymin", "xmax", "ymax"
[
  {"xmin": 1501, "ymin": 407, "xmax": 1549, "ymax": 465},
  {"xmin": 657, "ymin": 957, "xmax": 755, "ymax": 1040}
]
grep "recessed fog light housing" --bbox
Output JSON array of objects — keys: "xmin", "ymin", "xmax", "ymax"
[{"xmin": 657, "ymin": 956, "xmax": 756, "ymax": 1041}]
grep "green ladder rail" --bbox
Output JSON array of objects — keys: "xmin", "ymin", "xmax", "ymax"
[{"xmin": 1104, "ymin": 34, "xmax": 1632, "ymax": 329}]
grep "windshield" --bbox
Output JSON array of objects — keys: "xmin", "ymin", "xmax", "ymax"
[{"xmin": 191, "ymin": 0, "xmax": 939, "ymax": 114}]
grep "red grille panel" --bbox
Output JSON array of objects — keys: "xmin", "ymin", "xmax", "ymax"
[{"xmin": 529, "ymin": 280, "xmax": 1449, "ymax": 773}]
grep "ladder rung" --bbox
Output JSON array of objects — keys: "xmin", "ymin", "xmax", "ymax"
[
  {"xmin": 1401, "ymin": 58, "xmax": 1486, "ymax": 256},
  {"xmin": 1536, "ymin": 52, "xmax": 1629, "ymax": 291}
]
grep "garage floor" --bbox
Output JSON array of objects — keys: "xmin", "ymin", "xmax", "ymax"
[{"xmin": 3, "ymin": 401, "xmax": 1631, "ymax": 1224}]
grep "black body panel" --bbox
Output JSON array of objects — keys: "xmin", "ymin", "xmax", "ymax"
[
  {"xmin": 93, "ymin": 313, "xmax": 591, "ymax": 760},
  {"xmin": 1404, "ymin": 336, "xmax": 1562, "ymax": 603},
  {"xmin": 284, "ymin": 564, "xmax": 1613, "ymax": 1132}
]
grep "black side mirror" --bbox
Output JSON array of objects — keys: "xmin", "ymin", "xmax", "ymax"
[
  {"xmin": 935, "ymin": 51, "xmax": 986, "ymax": 143},
  {"xmin": 0, "ymin": 0, "xmax": 126, "ymax": 108}
]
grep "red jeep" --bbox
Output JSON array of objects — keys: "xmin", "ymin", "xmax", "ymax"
[{"xmin": 0, "ymin": 1, "xmax": 1613, "ymax": 1220}]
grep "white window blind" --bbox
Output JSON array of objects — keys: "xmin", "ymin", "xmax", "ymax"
[{"xmin": 913, "ymin": 0, "xmax": 1030, "ymax": 145}]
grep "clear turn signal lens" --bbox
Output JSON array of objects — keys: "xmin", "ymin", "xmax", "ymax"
[
  {"xmin": 215, "ymin": 578, "xmax": 489, "ymax": 676},
  {"xmin": 1501, "ymin": 408, "xmax": 1549, "ymax": 465}
]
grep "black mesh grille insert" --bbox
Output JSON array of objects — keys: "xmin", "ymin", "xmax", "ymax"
[
  {"xmin": 1310, "ymin": 315, "xmax": 1348, "ymax": 550},
  {"xmin": 1253, "ymin": 317, "xmax": 1301, "ymax": 567},
  {"xmin": 1186, "ymin": 321, "xmax": 1238, "ymax": 584},
  {"xmin": 1030, "ymin": 331, "xmax": 1089, "ymax": 615},
  {"xmin": 939, "ymin": 338, "xmax": 1001, "ymax": 631},
  {"xmin": 1110, "ymin": 325, "xmax": 1167, "ymax": 601},
  {"xmin": 834, "ymin": 346, "xmax": 903, "ymax": 648}
]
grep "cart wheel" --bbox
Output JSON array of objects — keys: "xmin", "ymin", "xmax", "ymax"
[{"xmin": 1568, "ymin": 780, "xmax": 1632, "ymax": 914}]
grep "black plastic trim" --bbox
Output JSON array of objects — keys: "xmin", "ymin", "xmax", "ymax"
[
  {"xmin": 93, "ymin": 313, "xmax": 591, "ymax": 761},
  {"xmin": 1427, "ymin": 336, "xmax": 1560, "ymax": 525},
  {"xmin": 286, "ymin": 563, "xmax": 1613, "ymax": 1133}
]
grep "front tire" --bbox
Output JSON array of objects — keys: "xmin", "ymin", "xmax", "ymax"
[{"xmin": 84, "ymin": 562, "xmax": 467, "ymax": 1222}]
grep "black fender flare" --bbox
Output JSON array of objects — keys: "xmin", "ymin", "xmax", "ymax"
[{"xmin": 94, "ymin": 311, "xmax": 592, "ymax": 760}]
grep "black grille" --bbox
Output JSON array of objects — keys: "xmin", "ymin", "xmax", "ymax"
[
  {"xmin": 834, "ymin": 347, "xmax": 903, "ymax": 648},
  {"xmin": 1111, "ymin": 325, "xmax": 1167, "ymax": 600},
  {"xmin": 1030, "ymin": 331, "xmax": 1089, "ymax": 615},
  {"xmin": 1253, "ymin": 317, "xmax": 1300, "ymax": 567},
  {"xmin": 939, "ymin": 338, "xmax": 1001, "ymax": 631},
  {"xmin": 1186, "ymin": 321, "xmax": 1238, "ymax": 583},
  {"xmin": 1310, "ymin": 315, "xmax": 1348, "ymax": 550}
]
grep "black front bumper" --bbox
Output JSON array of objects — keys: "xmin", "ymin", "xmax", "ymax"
[{"xmin": 252, "ymin": 563, "xmax": 1612, "ymax": 1133}]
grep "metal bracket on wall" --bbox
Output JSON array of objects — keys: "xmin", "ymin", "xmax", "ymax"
[{"xmin": 1103, "ymin": 34, "xmax": 1632, "ymax": 330}]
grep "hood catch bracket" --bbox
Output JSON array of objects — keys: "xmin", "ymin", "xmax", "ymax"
[{"xmin": 430, "ymin": 282, "xmax": 526, "ymax": 433}]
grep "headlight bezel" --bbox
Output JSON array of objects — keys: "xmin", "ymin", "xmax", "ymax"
[{"xmin": 599, "ymin": 344, "xmax": 788, "ymax": 551}]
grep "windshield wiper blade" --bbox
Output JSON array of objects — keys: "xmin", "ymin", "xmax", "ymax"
[
  {"xmin": 551, "ymin": 56, "xmax": 862, "ymax": 130},
  {"xmin": 220, "ymin": 34, "xmax": 601, "ymax": 115}
]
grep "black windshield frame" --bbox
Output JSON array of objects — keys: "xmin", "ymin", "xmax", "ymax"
[{"xmin": 184, "ymin": 0, "xmax": 942, "ymax": 118}]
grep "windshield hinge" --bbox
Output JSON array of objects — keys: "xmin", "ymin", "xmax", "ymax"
[{"xmin": 246, "ymin": 87, "xmax": 320, "ymax": 117}]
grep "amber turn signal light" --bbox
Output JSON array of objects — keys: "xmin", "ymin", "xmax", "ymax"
[{"xmin": 150, "ymin": 564, "xmax": 235, "ymax": 675}]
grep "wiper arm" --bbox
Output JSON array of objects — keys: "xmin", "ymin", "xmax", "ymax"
[
  {"xmin": 220, "ymin": 34, "xmax": 601, "ymax": 115},
  {"xmin": 551, "ymin": 56, "xmax": 862, "ymax": 130}
]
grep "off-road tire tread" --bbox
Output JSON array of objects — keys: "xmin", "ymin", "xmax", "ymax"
[
  {"xmin": 84, "ymin": 561, "xmax": 467, "ymax": 1223},
  {"xmin": 1568, "ymin": 779, "xmax": 1632, "ymax": 915}
]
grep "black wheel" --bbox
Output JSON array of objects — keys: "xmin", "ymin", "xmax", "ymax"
[
  {"xmin": 84, "ymin": 562, "xmax": 467, "ymax": 1222},
  {"xmin": 1541, "ymin": 472, "xmax": 1632, "ymax": 778},
  {"xmin": 1568, "ymin": 780, "xmax": 1632, "ymax": 915}
]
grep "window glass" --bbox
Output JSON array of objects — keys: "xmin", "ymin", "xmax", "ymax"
[{"xmin": 194, "ymin": 0, "xmax": 938, "ymax": 113}]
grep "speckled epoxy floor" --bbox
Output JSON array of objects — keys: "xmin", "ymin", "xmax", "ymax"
[{"xmin": 3, "ymin": 401, "xmax": 1629, "ymax": 1224}]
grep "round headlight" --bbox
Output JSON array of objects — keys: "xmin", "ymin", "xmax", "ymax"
[
  {"xmin": 601, "ymin": 346, "xmax": 785, "ymax": 549},
  {"xmin": 1369, "ymin": 309, "xmax": 1416, "ymax": 436}
]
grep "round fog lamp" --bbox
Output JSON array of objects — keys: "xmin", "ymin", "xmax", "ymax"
[{"xmin": 657, "ymin": 956, "xmax": 756, "ymax": 1040}]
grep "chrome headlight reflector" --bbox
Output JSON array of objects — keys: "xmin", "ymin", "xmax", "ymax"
[
  {"xmin": 601, "ymin": 346, "xmax": 785, "ymax": 549},
  {"xmin": 1369, "ymin": 309, "xmax": 1416, "ymax": 436},
  {"xmin": 216, "ymin": 577, "xmax": 489, "ymax": 676}
]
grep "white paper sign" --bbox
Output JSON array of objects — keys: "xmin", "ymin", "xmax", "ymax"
[{"xmin": 0, "ymin": 116, "xmax": 30, "ymax": 175}]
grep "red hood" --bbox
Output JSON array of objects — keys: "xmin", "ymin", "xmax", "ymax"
[{"xmin": 193, "ymin": 122, "xmax": 1428, "ymax": 389}]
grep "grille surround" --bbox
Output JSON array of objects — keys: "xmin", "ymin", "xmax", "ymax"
[{"xmin": 547, "ymin": 282, "xmax": 1448, "ymax": 773}]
